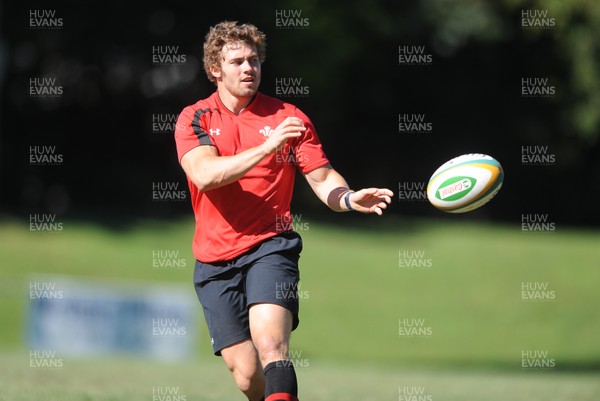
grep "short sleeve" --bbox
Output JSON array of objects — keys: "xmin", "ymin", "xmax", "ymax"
[
  {"xmin": 293, "ymin": 108, "xmax": 330, "ymax": 173},
  {"xmin": 174, "ymin": 106, "xmax": 214, "ymax": 162}
]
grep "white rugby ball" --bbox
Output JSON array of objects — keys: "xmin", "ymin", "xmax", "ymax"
[{"xmin": 427, "ymin": 153, "xmax": 504, "ymax": 213}]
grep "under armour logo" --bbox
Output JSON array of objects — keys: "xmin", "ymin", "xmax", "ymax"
[
  {"xmin": 259, "ymin": 126, "xmax": 273, "ymax": 138},
  {"xmin": 209, "ymin": 128, "xmax": 220, "ymax": 136}
]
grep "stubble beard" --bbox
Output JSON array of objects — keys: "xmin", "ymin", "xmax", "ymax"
[
  {"xmin": 221, "ymin": 70, "xmax": 260, "ymax": 100},
  {"xmin": 234, "ymin": 78, "xmax": 259, "ymax": 99}
]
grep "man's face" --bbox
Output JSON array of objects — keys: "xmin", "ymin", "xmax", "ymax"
[{"xmin": 212, "ymin": 41, "xmax": 261, "ymax": 99}]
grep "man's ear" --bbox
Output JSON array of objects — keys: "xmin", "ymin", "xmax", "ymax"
[{"xmin": 210, "ymin": 65, "xmax": 221, "ymax": 80}]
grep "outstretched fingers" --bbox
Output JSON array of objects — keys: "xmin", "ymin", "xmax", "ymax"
[{"xmin": 351, "ymin": 188, "xmax": 394, "ymax": 215}]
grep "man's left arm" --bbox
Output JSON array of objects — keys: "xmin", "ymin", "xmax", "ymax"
[{"xmin": 303, "ymin": 164, "xmax": 394, "ymax": 215}]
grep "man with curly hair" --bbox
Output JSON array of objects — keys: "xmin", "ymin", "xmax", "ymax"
[{"xmin": 175, "ymin": 21, "xmax": 393, "ymax": 401}]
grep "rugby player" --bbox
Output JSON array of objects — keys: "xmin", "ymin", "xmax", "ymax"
[{"xmin": 175, "ymin": 21, "xmax": 393, "ymax": 401}]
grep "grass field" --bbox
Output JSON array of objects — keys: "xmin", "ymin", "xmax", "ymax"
[
  {"xmin": 0, "ymin": 215, "xmax": 599, "ymax": 400},
  {"xmin": 1, "ymin": 352, "xmax": 599, "ymax": 401}
]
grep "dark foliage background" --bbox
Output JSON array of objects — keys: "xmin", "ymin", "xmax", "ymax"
[{"xmin": 1, "ymin": 0, "xmax": 599, "ymax": 226}]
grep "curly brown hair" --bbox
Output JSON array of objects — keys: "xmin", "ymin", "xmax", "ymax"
[{"xmin": 203, "ymin": 21, "xmax": 267, "ymax": 85}]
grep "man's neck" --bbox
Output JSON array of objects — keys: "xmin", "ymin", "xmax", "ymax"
[{"xmin": 217, "ymin": 87, "xmax": 255, "ymax": 115}]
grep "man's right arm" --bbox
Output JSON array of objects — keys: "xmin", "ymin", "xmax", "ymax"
[
  {"xmin": 181, "ymin": 144, "xmax": 269, "ymax": 191},
  {"xmin": 180, "ymin": 116, "xmax": 306, "ymax": 191}
]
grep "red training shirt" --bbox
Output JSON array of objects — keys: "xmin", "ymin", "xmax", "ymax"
[{"xmin": 175, "ymin": 92, "xmax": 330, "ymax": 263}]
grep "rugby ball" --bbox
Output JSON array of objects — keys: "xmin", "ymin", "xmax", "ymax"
[{"xmin": 427, "ymin": 154, "xmax": 503, "ymax": 213}]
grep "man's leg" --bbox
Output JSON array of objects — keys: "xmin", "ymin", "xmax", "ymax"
[
  {"xmin": 249, "ymin": 303, "xmax": 298, "ymax": 401},
  {"xmin": 221, "ymin": 339, "xmax": 265, "ymax": 401},
  {"xmin": 194, "ymin": 261, "xmax": 265, "ymax": 401}
]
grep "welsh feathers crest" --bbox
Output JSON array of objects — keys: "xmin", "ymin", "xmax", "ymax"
[{"xmin": 259, "ymin": 126, "xmax": 273, "ymax": 138}]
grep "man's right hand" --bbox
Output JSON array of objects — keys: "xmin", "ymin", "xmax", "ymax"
[{"xmin": 262, "ymin": 117, "xmax": 306, "ymax": 155}]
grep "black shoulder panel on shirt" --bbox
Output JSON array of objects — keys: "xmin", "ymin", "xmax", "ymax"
[{"xmin": 192, "ymin": 108, "xmax": 214, "ymax": 146}]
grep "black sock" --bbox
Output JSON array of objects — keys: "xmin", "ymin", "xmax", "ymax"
[{"xmin": 264, "ymin": 360, "xmax": 298, "ymax": 401}]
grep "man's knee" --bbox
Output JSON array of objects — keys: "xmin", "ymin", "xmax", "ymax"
[
  {"xmin": 226, "ymin": 357, "xmax": 264, "ymax": 400},
  {"xmin": 253, "ymin": 335, "xmax": 289, "ymax": 364},
  {"xmin": 230, "ymin": 368, "xmax": 254, "ymax": 392},
  {"xmin": 221, "ymin": 340, "xmax": 264, "ymax": 393}
]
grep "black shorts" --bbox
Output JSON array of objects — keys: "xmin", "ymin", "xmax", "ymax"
[{"xmin": 193, "ymin": 231, "xmax": 302, "ymax": 355}]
